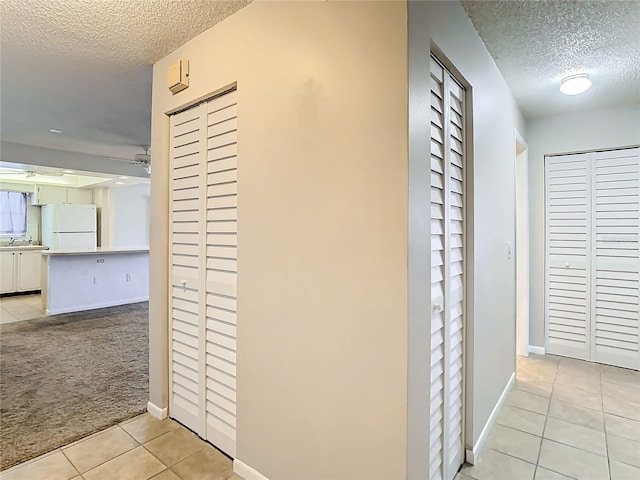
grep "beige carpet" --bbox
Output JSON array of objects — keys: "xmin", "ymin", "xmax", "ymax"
[{"xmin": 0, "ymin": 302, "xmax": 149, "ymax": 471}]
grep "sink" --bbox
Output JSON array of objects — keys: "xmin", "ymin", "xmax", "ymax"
[{"xmin": 0, "ymin": 245, "xmax": 48, "ymax": 251}]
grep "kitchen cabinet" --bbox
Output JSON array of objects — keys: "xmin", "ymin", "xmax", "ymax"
[
  {"xmin": 41, "ymin": 248, "xmax": 149, "ymax": 315},
  {"xmin": 0, "ymin": 249, "xmax": 44, "ymax": 294},
  {"xmin": 31, "ymin": 185, "xmax": 93, "ymax": 205},
  {"xmin": 17, "ymin": 251, "xmax": 42, "ymax": 291},
  {"xmin": 67, "ymin": 188, "xmax": 93, "ymax": 204},
  {"xmin": 0, "ymin": 252, "xmax": 17, "ymax": 293}
]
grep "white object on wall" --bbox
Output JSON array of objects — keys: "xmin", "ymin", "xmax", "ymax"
[{"xmin": 168, "ymin": 60, "xmax": 189, "ymax": 94}]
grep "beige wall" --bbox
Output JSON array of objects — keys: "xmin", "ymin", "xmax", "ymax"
[{"xmin": 151, "ymin": 1, "xmax": 408, "ymax": 478}]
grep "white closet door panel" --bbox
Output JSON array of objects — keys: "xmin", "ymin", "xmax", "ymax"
[
  {"xmin": 174, "ymin": 162, "xmax": 200, "ymax": 179},
  {"xmin": 204, "ymin": 88, "xmax": 238, "ymax": 457},
  {"xmin": 592, "ymin": 148, "xmax": 640, "ymax": 369},
  {"xmin": 545, "ymin": 153, "xmax": 591, "ymax": 360},
  {"xmin": 207, "ymin": 196, "xmax": 237, "ymax": 210},
  {"xmin": 208, "ymin": 117, "xmax": 237, "ymax": 138},
  {"xmin": 445, "ymin": 70, "xmax": 464, "ymax": 479},
  {"xmin": 170, "ymin": 101, "xmax": 208, "ymax": 436},
  {"xmin": 209, "ymin": 104, "xmax": 237, "ymax": 126},
  {"xmin": 429, "ymin": 56, "xmax": 446, "ymax": 480},
  {"xmin": 429, "ymin": 55, "xmax": 465, "ymax": 480}
]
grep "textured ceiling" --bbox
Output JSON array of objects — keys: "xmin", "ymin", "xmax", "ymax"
[
  {"xmin": 0, "ymin": 0, "xmax": 251, "ymax": 163},
  {"xmin": 462, "ymin": 0, "xmax": 640, "ymax": 119}
]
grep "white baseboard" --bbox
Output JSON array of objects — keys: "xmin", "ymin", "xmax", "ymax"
[
  {"xmin": 147, "ymin": 401, "xmax": 167, "ymax": 420},
  {"xmin": 46, "ymin": 296, "xmax": 149, "ymax": 316},
  {"xmin": 234, "ymin": 459, "xmax": 269, "ymax": 480},
  {"xmin": 528, "ymin": 345, "xmax": 546, "ymax": 355},
  {"xmin": 465, "ymin": 372, "xmax": 515, "ymax": 465}
]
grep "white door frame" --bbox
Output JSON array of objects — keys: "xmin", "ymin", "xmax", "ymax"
[{"xmin": 515, "ymin": 131, "xmax": 529, "ymax": 357}]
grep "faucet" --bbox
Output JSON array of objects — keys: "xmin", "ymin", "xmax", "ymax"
[{"xmin": 8, "ymin": 237, "xmax": 15, "ymax": 246}]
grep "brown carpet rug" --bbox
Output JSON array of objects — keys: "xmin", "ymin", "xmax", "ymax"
[{"xmin": 0, "ymin": 302, "xmax": 149, "ymax": 471}]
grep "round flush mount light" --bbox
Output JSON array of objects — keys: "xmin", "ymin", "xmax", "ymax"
[
  {"xmin": 49, "ymin": 128, "xmax": 62, "ymax": 134},
  {"xmin": 62, "ymin": 169, "xmax": 74, "ymax": 174},
  {"xmin": 560, "ymin": 74, "xmax": 592, "ymax": 95},
  {"xmin": 115, "ymin": 181, "xmax": 125, "ymax": 185}
]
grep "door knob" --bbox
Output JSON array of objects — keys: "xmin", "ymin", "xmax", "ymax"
[
  {"xmin": 565, "ymin": 262, "xmax": 570, "ymax": 269},
  {"xmin": 433, "ymin": 303, "xmax": 443, "ymax": 313}
]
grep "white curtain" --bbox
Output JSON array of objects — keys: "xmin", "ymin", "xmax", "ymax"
[{"xmin": 0, "ymin": 191, "xmax": 27, "ymax": 236}]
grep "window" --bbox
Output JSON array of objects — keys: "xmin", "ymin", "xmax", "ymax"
[{"xmin": 0, "ymin": 191, "xmax": 27, "ymax": 237}]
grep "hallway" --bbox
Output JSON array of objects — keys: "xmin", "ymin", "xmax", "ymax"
[{"xmin": 457, "ymin": 354, "xmax": 640, "ymax": 480}]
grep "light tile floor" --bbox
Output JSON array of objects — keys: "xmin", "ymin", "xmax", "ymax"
[
  {"xmin": 0, "ymin": 293, "xmax": 43, "ymax": 324},
  {"xmin": 457, "ymin": 354, "xmax": 640, "ymax": 480},
  {"xmin": 0, "ymin": 413, "xmax": 242, "ymax": 480}
]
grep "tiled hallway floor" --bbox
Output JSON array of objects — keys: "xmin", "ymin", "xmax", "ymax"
[
  {"xmin": 0, "ymin": 413, "xmax": 242, "ymax": 480},
  {"xmin": 456, "ymin": 354, "xmax": 640, "ymax": 480},
  {"xmin": 0, "ymin": 294, "xmax": 43, "ymax": 324}
]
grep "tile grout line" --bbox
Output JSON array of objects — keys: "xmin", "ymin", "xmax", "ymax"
[
  {"xmin": 63, "ymin": 425, "xmax": 141, "ymax": 477},
  {"xmin": 601, "ymin": 369, "xmax": 613, "ymax": 480},
  {"xmin": 532, "ymin": 358, "xmax": 558, "ymax": 479},
  {"xmin": 60, "ymin": 449, "xmax": 83, "ymax": 479}
]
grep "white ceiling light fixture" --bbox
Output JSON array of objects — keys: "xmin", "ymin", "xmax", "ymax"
[
  {"xmin": 49, "ymin": 128, "xmax": 62, "ymax": 134},
  {"xmin": 560, "ymin": 74, "xmax": 592, "ymax": 95}
]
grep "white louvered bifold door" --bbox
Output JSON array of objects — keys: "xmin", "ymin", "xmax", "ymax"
[
  {"xmin": 545, "ymin": 153, "xmax": 591, "ymax": 360},
  {"xmin": 545, "ymin": 147, "xmax": 640, "ymax": 370},
  {"xmin": 169, "ymin": 88, "xmax": 238, "ymax": 456},
  {"xmin": 429, "ymin": 55, "xmax": 465, "ymax": 480},
  {"xmin": 591, "ymin": 148, "xmax": 640, "ymax": 370},
  {"xmin": 204, "ymin": 90, "xmax": 238, "ymax": 457},
  {"xmin": 170, "ymin": 102, "xmax": 208, "ymax": 435}
]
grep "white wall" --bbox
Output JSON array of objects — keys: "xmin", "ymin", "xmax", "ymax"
[
  {"xmin": 107, "ymin": 183, "xmax": 150, "ymax": 247},
  {"xmin": 527, "ymin": 104, "xmax": 640, "ymax": 347},
  {"xmin": 151, "ymin": 1, "xmax": 407, "ymax": 478},
  {"xmin": 408, "ymin": 1, "xmax": 527, "ymax": 470},
  {"xmin": 94, "ymin": 184, "xmax": 150, "ymax": 248}
]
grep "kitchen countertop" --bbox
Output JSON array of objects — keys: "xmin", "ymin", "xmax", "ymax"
[
  {"xmin": 0, "ymin": 245, "xmax": 49, "ymax": 251},
  {"xmin": 42, "ymin": 246, "xmax": 149, "ymax": 256}
]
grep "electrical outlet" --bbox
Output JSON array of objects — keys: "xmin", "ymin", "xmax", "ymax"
[
  {"xmin": 97, "ymin": 258, "xmax": 105, "ymax": 263},
  {"xmin": 93, "ymin": 276, "xmax": 99, "ymax": 285}
]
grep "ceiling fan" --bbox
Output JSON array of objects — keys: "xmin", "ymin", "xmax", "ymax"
[{"xmin": 131, "ymin": 145, "xmax": 151, "ymax": 174}]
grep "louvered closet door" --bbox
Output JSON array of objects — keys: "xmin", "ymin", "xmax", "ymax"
[
  {"xmin": 169, "ymin": 102, "xmax": 208, "ymax": 435},
  {"xmin": 591, "ymin": 148, "xmax": 640, "ymax": 370},
  {"xmin": 204, "ymin": 90, "xmax": 238, "ymax": 457},
  {"xmin": 545, "ymin": 154, "xmax": 591, "ymax": 360},
  {"xmin": 429, "ymin": 55, "xmax": 465, "ymax": 480}
]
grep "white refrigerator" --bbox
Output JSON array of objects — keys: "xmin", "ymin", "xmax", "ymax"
[{"xmin": 41, "ymin": 204, "xmax": 97, "ymax": 249}]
